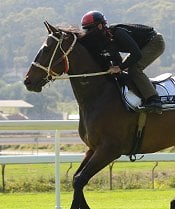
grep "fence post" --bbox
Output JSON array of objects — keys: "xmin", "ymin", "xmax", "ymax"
[
  {"xmin": 109, "ymin": 162, "xmax": 114, "ymax": 190},
  {"xmin": 1, "ymin": 164, "xmax": 5, "ymax": 192},
  {"xmin": 66, "ymin": 162, "xmax": 73, "ymax": 191},
  {"xmin": 55, "ymin": 130, "xmax": 62, "ymax": 209},
  {"xmin": 151, "ymin": 161, "xmax": 158, "ymax": 189}
]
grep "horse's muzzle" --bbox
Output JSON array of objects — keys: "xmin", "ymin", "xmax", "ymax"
[{"xmin": 24, "ymin": 77, "xmax": 42, "ymax": 92}]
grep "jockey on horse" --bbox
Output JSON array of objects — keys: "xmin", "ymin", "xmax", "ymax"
[{"xmin": 81, "ymin": 10, "xmax": 165, "ymax": 113}]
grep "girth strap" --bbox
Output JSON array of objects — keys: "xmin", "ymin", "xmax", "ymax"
[{"xmin": 129, "ymin": 112, "xmax": 147, "ymax": 161}]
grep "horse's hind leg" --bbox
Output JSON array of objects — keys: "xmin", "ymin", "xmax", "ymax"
[{"xmin": 70, "ymin": 144, "xmax": 120, "ymax": 209}]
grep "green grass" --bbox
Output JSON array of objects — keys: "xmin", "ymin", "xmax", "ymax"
[
  {"xmin": 0, "ymin": 189, "xmax": 175, "ymax": 209},
  {"xmin": 3, "ymin": 161, "xmax": 175, "ymax": 179},
  {"xmin": 1, "ymin": 162, "xmax": 175, "ymax": 192}
]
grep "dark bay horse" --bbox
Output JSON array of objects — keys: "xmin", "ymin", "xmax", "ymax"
[{"xmin": 24, "ymin": 22, "xmax": 175, "ymax": 209}]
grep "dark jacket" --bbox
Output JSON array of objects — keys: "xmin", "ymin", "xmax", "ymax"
[
  {"xmin": 108, "ymin": 24, "xmax": 156, "ymax": 69},
  {"xmin": 79, "ymin": 30, "xmax": 114, "ymax": 70},
  {"xmin": 80, "ymin": 24, "xmax": 156, "ymax": 70}
]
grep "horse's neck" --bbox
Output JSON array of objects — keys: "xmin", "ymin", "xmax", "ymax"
[
  {"xmin": 68, "ymin": 41, "xmax": 122, "ymax": 107},
  {"xmin": 70, "ymin": 75, "xmax": 120, "ymax": 107},
  {"xmin": 70, "ymin": 77, "xmax": 100, "ymax": 105}
]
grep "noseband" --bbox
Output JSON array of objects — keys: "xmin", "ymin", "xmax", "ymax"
[{"xmin": 32, "ymin": 32, "xmax": 77, "ymax": 80}]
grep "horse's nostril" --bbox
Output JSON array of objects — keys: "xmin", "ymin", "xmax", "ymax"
[{"xmin": 24, "ymin": 78, "xmax": 31, "ymax": 86}]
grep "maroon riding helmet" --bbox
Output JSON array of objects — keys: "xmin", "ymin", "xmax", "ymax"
[{"xmin": 81, "ymin": 11, "xmax": 107, "ymax": 29}]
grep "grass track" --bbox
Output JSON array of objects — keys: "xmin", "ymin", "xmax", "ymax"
[
  {"xmin": 0, "ymin": 189, "xmax": 175, "ymax": 209},
  {"xmin": 3, "ymin": 162, "xmax": 175, "ymax": 180}
]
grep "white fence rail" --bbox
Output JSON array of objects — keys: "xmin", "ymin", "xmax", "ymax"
[
  {"xmin": 0, "ymin": 120, "xmax": 175, "ymax": 209},
  {"xmin": 1, "ymin": 153, "xmax": 175, "ymax": 164}
]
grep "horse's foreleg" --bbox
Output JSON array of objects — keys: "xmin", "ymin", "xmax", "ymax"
[
  {"xmin": 70, "ymin": 149, "xmax": 94, "ymax": 209},
  {"xmin": 73, "ymin": 149, "xmax": 94, "ymax": 178},
  {"xmin": 70, "ymin": 144, "xmax": 120, "ymax": 209},
  {"xmin": 70, "ymin": 189, "xmax": 90, "ymax": 209},
  {"xmin": 80, "ymin": 191, "xmax": 90, "ymax": 209}
]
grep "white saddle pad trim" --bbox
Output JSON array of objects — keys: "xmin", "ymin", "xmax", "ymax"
[
  {"xmin": 124, "ymin": 73, "xmax": 175, "ymax": 111},
  {"xmin": 150, "ymin": 73, "xmax": 172, "ymax": 83}
]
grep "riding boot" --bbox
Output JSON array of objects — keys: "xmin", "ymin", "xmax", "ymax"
[{"xmin": 141, "ymin": 95, "xmax": 162, "ymax": 113}]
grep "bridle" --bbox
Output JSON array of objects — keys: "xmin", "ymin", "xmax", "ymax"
[
  {"xmin": 32, "ymin": 30, "xmax": 110, "ymax": 80},
  {"xmin": 32, "ymin": 32, "xmax": 77, "ymax": 80}
]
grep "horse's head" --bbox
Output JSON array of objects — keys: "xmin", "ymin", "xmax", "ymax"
[{"xmin": 24, "ymin": 21, "xmax": 77, "ymax": 92}]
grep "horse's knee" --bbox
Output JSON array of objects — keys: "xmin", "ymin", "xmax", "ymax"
[{"xmin": 72, "ymin": 173, "xmax": 89, "ymax": 190}]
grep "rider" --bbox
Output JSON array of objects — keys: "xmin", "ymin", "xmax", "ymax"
[{"xmin": 81, "ymin": 10, "xmax": 165, "ymax": 111}]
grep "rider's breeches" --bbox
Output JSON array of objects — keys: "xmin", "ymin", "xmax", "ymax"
[{"xmin": 128, "ymin": 33, "xmax": 165, "ymax": 100}]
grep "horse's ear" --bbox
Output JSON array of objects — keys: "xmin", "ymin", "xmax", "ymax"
[
  {"xmin": 44, "ymin": 21, "xmax": 51, "ymax": 34},
  {"xmin": 44, "ymin": 21, "xmax": 58, "ymax": 34}
]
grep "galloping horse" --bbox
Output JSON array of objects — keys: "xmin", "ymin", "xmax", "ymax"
[{"xmin": 24, "ymin": 22, "xmax": 175, "ymax": 209}]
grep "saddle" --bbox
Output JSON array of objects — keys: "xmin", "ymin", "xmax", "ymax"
[
  {"xmin": 119, "ymin": 73, "xmax": 175, "ymax": 161},
  {"xmin": 120, "ymin": 73, "xmax": 175, "ymax": 112}
]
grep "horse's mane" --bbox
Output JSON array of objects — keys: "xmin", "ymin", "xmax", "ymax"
[{"xmin": 55, "ymin": 24, "xmax": 85, "ymax": 38}]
